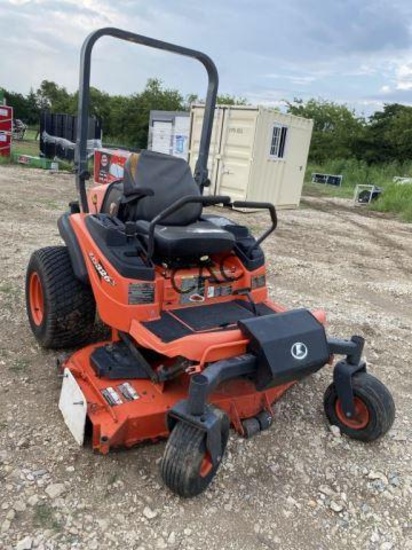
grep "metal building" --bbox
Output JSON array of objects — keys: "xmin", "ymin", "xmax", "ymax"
[{"xmin": 189, "ymin": 105, "xmax": 313, "ymax": 208}]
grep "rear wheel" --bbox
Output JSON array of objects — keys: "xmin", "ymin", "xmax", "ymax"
[
  {"xmin": 160, "ymin": 408, "xmax": 229, "ymax": 497},
  {"xmin": 26, "ymin": 246, "xmax": 96, "ymax": 348},
  {"xmin": 324, "ymin": 373, "xmax": 395, "ymax": 442}
]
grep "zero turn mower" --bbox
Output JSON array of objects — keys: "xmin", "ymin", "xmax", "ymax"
[{"xmin": 26, "ymin": 28, "xmax": 395, "ymax": 497}]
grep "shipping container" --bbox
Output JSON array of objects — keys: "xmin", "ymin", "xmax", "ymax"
[
  {"xmin": 148, "ymin": 111, "xmax": 190, "ymax": 160},
  {"xmin": 189, "ymin": 105, "xmax": 313, "ymax": 208}
]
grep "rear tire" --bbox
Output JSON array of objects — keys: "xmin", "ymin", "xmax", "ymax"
[
  {"xmin": 324, "ymin": 373, "xmax": 395, "ymax": 442},
  {"xmin": 160, "ymin": 407, "xmax": 229, "ymax": 497},
  {"xmin": 26, "ymin": 246, "xmax": 96, "ymax": 348}
]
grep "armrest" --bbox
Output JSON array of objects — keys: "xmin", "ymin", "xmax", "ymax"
[
  {"xmin": 232, "ymin": 200, "xmax": 277, "ymax": 253},
  {"xmin": 121, "ymin": 187, "xmax": 155, "ymax": 204}
]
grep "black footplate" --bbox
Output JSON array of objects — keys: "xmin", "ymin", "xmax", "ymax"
[
  {"xmin": 238, "ymin": 309, "xmax": 329, "ymax": 390},
  {"xmin": 90, "ymin": 341, "xmax": 152, "ymax": 379}
]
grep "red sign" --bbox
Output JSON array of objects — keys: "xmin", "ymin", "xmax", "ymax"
[
  {"xmin": 0, "ymin": 105, "xmax": 13, "ymax": 157},
  {"xmin": 94, "ymin": 148, "xmax": 130, "ymax": 185}
]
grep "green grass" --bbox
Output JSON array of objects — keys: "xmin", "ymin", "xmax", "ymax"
[
  {"xmin": 3, "ymin": 127, "xmax": 73, "ymax": 171},
  {"xmin": 25, "ymin": 128, "xmax": 39, "ymax": 140},
  {"xmin": 306, "ymin": 158, "xmax": 412, "ymax": 189},
  {"xmin": 12, "ymin": 128, "xmax": 40, "ymax": 156},
  {"xmin": 9, "ymin": 359, "xmax": 29, "ymax": 372},
  {"xmin": 303, "ymin": 181, "xmax": 354, "ymax": 199},
  {"xmin": 305, "ymin": 158, "xmax": 412, "ymax": 221},
  {"xmin": 0, "ymin": 282, "xmax": 15, "ymax": 293},
  {"xmin": 12, "ymin": 139, "xmax": 40, "ymax": 156},
  {"xmin": 371, "ymin": 182, "xmax": 412, "ymax": 222},
  {"xmin": 33, "ymin": 503, "xmax": 62, "ymax": 531},
  {"xmin": 0, "ymin": 155, "xmax": 11, "ymax": 165}
]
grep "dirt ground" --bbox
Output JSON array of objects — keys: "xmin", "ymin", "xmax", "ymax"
[{"xmin": 0, "ymin": 164, "xmax": 411, "ymax": 550}]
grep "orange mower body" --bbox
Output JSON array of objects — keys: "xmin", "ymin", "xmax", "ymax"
[{"xmin": 25, "ymin": 27, "xmax": 395, "ymax": 497}]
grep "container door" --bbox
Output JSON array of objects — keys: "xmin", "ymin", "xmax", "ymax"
[
  {"xmin": 189, "ymin": 106, "xmax": 224, "ymax": 195},
  {"xmin": 151, "ymin": 120, "xmax": 173, "ymax": 155},
  {"xmin": 172, "ymin": 116, "xmax": 190, "ymax": 160},
  {"xmin": 215, "ymin": 108, "xmax": 257, "ymax": 201},
  {"xmin": 278, "ymin": 124, "xmax": 312, "ymax": 206}
]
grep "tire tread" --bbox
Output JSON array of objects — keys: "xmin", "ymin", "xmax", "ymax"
[{"xmin": 26, "ymin": 246, "xmax": 95, "ymax": 348}]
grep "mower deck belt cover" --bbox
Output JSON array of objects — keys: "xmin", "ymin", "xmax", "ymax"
[{"xmin": 238, "ymin": 309, "xmax": 329, "ymax": 390}]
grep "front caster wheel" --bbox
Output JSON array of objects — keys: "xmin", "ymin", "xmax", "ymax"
[
  {"xmin": 256, "ymin": 410, "xmax": 273, "ymax": 431},
  {"xmin": 160, "ymin": 409, "xmax": 229, "ymax": 498},
  {"xmin": 324, "ymin": 373, "xmax": 395, "ymax": 442},
  {"xmin": 242, "ymin": 417, "xmax": 261, "ymax": 438}
]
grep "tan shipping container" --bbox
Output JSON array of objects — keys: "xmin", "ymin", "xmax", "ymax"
[{"xmin": 189, "ymin": 105, "xmax": 313, "ymax": 208}]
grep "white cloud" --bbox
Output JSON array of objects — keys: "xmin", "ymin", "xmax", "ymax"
[
  {"xmin": 395, "ymin": 61, "xmax": 412, "ymax": 90},
  {"xmin": 1, "ymin": 0, "xmax": 412, "ymax": 116}
]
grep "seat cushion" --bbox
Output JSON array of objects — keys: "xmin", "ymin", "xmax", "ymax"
[{"xmin": 136, "ymin": 220, "xmax": 235, "ymax": 259}]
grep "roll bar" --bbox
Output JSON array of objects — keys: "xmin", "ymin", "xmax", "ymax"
[{"xmin": 75, "ymin": 27, "xmax": 219, "ymax": 212}]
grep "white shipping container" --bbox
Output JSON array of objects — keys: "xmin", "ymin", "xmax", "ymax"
[
  {"xmin": 148, "ymin": 111, "xmax": 190, "ymax": 160},
  {"xmin": 189, "ymin": 105, "xmax": 313, "ymax": 207}
]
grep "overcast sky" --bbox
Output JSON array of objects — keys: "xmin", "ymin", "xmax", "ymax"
[{"xmin": 1, "ymin": 0, "xmax": 412, "ymax": 115}]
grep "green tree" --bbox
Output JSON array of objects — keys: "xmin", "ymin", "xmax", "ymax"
[
  {"xmin": 36, "ymin": 80, "xmax": 73, "ymax": 113},
  {"xmin": 286, "ymin": 98, "xmax": 365, "ymax": 162},
  {"xmin": 361, "ymin": 103, "xmax": 412, "ymax": 163},
  {"xmin": 124, "ymin": 78, "xmax": 184, "ymax": 148},
  {"xmin": 25, "ymin": 88, "xmax": 40, "ymax": 125},
  {"xmin": 185, "ymin": 92, "xmax": 248, "ymax": 108},
  {"xmin": 1, "ymin": 88, "xmax": 31, "ymax": 121},
  {"xmin": 216, "ymin": 93, "xmax": 248, "ymax": 106}
]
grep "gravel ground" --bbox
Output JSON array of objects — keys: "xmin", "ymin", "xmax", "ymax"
[{"xmin": 0, "ymin": 164, "xmax": 411, "ymax": 550}]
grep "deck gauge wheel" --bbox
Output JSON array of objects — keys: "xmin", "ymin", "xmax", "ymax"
[
  {"xmin": 323, "ymin": 372, "xmax": 395, "ymax": 442},
  {"xmin": 242, "ymin": 417, "xmax": 261, "ymax": 438},
  {"xmin": 256, "ymin": 410, "xmax": 273, "ymax": 431}
]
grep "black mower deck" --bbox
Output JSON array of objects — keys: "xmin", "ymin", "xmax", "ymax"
[{"xmin": 142, "ymin": 300, "xmax": 275, "ymax": 343}]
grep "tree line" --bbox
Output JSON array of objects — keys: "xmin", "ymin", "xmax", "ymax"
[
  {"xmin": 1, "ymin": 79, "xmax": 246, "ymax": 149},
  {"xmin": 287, "ymin": 98, "xmax": 412, "ymax": 164},
  {"xmin": 2, "ymin": 80, "xmax": 412, "ymax": 164}
]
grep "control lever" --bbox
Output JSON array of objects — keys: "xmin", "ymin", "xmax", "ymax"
[
  {"xmin": 234, "ymin": 288, "xmax": 258, "ymax": 316},
  {"xmin": 125, "ymin": 221, "xmax": 137, "ymax": 241}
]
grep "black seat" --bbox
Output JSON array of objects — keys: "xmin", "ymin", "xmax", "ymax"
[
  {"xmin": 114, "ymin": 150, "xmax": 235, "ymax": 259},
  {"xmin": 134, "ymin": 219, "xmax": 235, "ymax": 258}
]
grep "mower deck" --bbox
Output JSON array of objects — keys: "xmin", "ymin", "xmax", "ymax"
[{"xmin": 62, "ymin": 343, "xmax": 294, "ymax": 454}]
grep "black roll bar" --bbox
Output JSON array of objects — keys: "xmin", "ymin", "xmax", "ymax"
[{"xmin": 76, "ymin": 27, "xmax": 219, "ymax": 212}]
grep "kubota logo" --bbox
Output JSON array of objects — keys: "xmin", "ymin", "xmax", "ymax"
[
  {"xmin": 291, "ymin": 342, "xmax": 308, "ymax": 360},
  {"xmin": 88, "ymin": 252, "xmax": 116, "ymax": 286}
]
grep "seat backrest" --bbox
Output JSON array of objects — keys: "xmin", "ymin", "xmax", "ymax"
[{"xmin": 123, "ymin": 150, "xmax": 202, "ymax": 226}]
